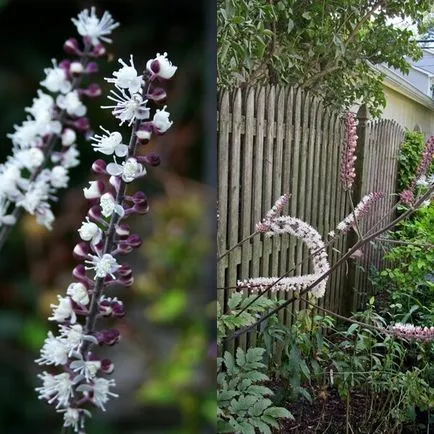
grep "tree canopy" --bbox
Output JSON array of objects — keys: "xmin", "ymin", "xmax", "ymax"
[{"xmin": 217, "ymin": 0, "xmax": 432, "ymax": 116}]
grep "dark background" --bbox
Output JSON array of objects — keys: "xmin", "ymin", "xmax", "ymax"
[{"xmin": 0, "ymin": 1, "xmax": 216, "ymax": 433}]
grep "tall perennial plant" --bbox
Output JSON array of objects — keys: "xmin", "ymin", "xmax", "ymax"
[{"xmin": 29, "ymin": 7, "xmax": 177, "ymax": 433}]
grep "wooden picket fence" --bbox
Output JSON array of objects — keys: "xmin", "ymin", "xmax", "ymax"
[{"xmin": 217, "ymin": 85, "xmax": 405, "ymax": 350}]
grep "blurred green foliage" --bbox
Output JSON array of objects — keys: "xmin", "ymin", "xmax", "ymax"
[{"xmin": 0, "ymin": 1, "xmax": 213, "ymax": 433}]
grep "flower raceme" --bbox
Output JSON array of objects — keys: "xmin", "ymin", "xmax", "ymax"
[
  {"xmin": 35, "ymin": 51, "xmax": 177, "ymax": 432},
  {"xmin": 0, "ymin": 8, "xmax": 119, "ymax": 238}
]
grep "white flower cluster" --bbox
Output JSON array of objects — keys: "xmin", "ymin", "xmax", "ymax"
[
  {"xmin": 102, "ymin": 54, "xmax": 174, "ymax": 130},
  {"xmin": 329, "ymin": 192, "xmax": 384, "ymax": 237},
  {"xmin": 0, "ymin": 7, "xmax": 119, "ymax": 232},
  {"xmin": 239, "ymin": 216, "xmax": 330, "ymax": 298},
  {"xmin": 36, "ymin": 48, "xmax": 177, "ymax": 433},
  {"xmin": 390, "ymin": 322, "xmax": 434, "ymax": 342}
]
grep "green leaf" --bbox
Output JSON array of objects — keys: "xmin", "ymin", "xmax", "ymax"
[{"xmin": 264, "ymin": 406, "xmax": 294, "ymax": 419}]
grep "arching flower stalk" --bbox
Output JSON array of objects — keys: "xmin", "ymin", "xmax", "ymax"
[
  {"xmin": 328, "ymin": 192, "xmax": 385, "ymax": 238},
  {"xmin": 35, "ymin": 53, "xmax": 176, "ymax": 432},
  {"xmin": 0, "ymin": 7, "xmax": 119, "ymax": 250},
  {"xmin": 390, "ymin": 323, "xmax": 434, "ymax": 342},
  {"xmin": 238, "ymin": 216, "xmax": 330, "ymax": 299},
  {"xmin": 255, "ymin": 193, "xmax": 290, "ymax": 233}
]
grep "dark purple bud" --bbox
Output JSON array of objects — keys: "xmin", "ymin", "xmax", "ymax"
[
  {"xmin": 101, "ymin": 358, "xmax": 114, "ymax": 374},
  {"xmin": 133, "ymin": 201, "xmax": 150, "ymax": 215},
  {"xmin": 117, "ymin": 243, "xmax": 133, "ymax": 254},
  {"xmin": 143, "ymin": 153, "xmax": 161, "ymax": 167},
  {"xmin": 88, "ymin": 205, "xmax": 102, "ymax": 222},
  {"xmin": 95, "ymin": 329, "xmax": 120, "ymax": 346},
  {"xmin": 127, "ymin": 234, "xmax": 142, "ymax": 248},
  {"xmin": 149, "ymin": 59, "xmax": 160, "ymax": 75},
  {"xmin": 90, "ymin": 240, "xmax": 104, "ymax": 255},
  {"xmin": 147, "ymin": 87, "xmax": 167, "ymax": 102},
  {"xmin": 99, "ymin": 299, "xmax": 112, "ymax": 316},
  {"xmin": 119, "ymin": 275, "xmax": 134, "ymax": 287},
  {"xmin": 80, "ymin": 83, "xmax": 102, "ymax": 97},
  {"xmin": 92, "ymin": 43, "xmax": 106, "ymax": 57},
  {"xmin": 85, "ymin": 62, "xmax": 99, "ymax": 74},
  {"xmin": 64, "ymin": 38, "xmax": 82, "ymax": 55},
  {"xmin": 116, "ymin": 224, "xmax": 130, "ymax": 239},
  {"xmin": 72, "ymin": 264, "xmax": 89, "ymax": 284},
  {"xmin": 71, "ymin": 117, "xmax": 90, "ymax": 132},
  {"xmin": 59, "ymin": 59, "xmax": 71, "ymax": 72},
  {"xmin": 118, "ymin": 264, "xmax": 132, "ymax": 277},
  {"xmin": 112, "ymin": 302, "xmax": 125, "ymax": 318},
  {"xmin": 73, "ymin": 242, "xmax": 91, "ymax": 260},
  {"xmin": 92, "ymin": 159, "xmax": 107, "ymax": 174},
  {"xmin": 132, "ymin": 191, "xmax": 147, "ymax": 204}
]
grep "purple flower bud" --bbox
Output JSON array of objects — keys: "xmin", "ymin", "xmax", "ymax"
[
  {"xmin": 88, "ymin": 205, "xmax": 103, "ymax": 221},
  {"xmin": 119, "ymin": 275, "xmax": 134, "ymax": 287},
  {"xmin": 92, "ymin": 159, "xmax": 107, "ymax": 174},
  {"xmin": 73, "ymin": 242, "xmax": 91, "ymax": 260},
  {"xmin": 131, "ymin": 191, "xmax": 147, "ymax": 204},
  {"xmin": 95, "ymin": 329, "xmax": 120, "ymax": 346},
  {"xmin": 85, "ymin": 62, "xmax": 99, "ymax": 74},
  {"xmin": 143, "ymin": 153, "xmax": 161, "ymax": 167},
  {"xmin": 92, "ymin": 43, "xmax": 106, "ymax": 57},
  {"xmin": 136, "ymin": 122, "xmax": 152, "ymax": 143},
  {"xmin": 115, "ymin": 224, "xmax": 130, "ymax": 239},
  {"xmin": 147, "ymin": 87, "xmax": 167, "ymax": 102},
  {"xmin": 64, "ymin": 37, "xmax": 82, "ymax": 55},
  {"xmin": 112, "ymin": 302, "xmax": 125, "ymax": 318},
  {"xmin": 71, "ymin": 117, "xmax": 90, "ymax": 132},
  {"xmin": 117, "ymin": 243, "xmax": 133, "ymax": 254},
  {"xmin": 59, "ymin": 59, "xmax": 71, "ymax": 72},
  {"xmin": 133, "ymin": 201, "xmax": 150, "ymax": 215},
  {"xmin": 118, "ymin": 264, "xmax": 132, "ymax": 277},
  {"xmin": 80, "ymin": 83, "xmax": 102, "ymax": 97},
  {"xmin": 127, "ymin": 234, "xmax": 142, "ymax": 248},
  {"xmin": 72, "ymin": 264, "xmax": 90, "ymax": 284},
  {"xmin": 101, "ymin": 358, "xmax": 114, "ymax": 374}
]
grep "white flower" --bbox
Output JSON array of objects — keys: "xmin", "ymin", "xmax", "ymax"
[
  {"xmin": 83, "ymin": 181, "xmax": 103, "ymax": 199},
  {"xmin": 78, "ymin": 217, "xmax": 103, "ymax": 245},
  {"xmin": 70, "ymin": 358, "xmax": 101, "ymax": 382},
  {"xmin": 99, "ymin": 192, "xmax": 124, "ymax": 218},
  {"xmin": 61, "ymin": 146, "xmax": 80, "ymax": 169},
  {"xmin": 70, "ymin": 62, "xmax": 84, "ymax": 74},
  {"xmin": 8, "ymin": 119, "xmax": 42, "ymax": 149},
  {"xmin": 13, "ymin": 148, "xmax": 44, "ymax": 170},
  {"xmin": 36, "ymin": 206, "xmax": 55, "ymax": 230},
  {"xmin": 62, "ymin": 128, "xmax": 77, "ymax": 146},
  {"xmin": 17, "ymin": 180, "xmax": 49, "ymax": 214},
  {"xmin": 35, "ymin": 331, "xmax": 69, "ymax": 366},
  {"xmin": 152, "ymin": 105, "xmax": 172, "ymax": 133},
  {"xmin": 105, "ymin": 55, "xmax": 144, "ymax": 94},
  {"xmin": 0, "ymin": 196, "xmax": 16, "ymax": 226},
  {"xmin": 71, "ymin": 7, "xmax": 119, "ymax": 46},
  {"xmin": 0, "ymin": 164, "xmax": 26, "ymax": 199},
  {"xmin": 90, "ymin": 127, "xmax": 128, "ymax": 156},
  {"xmin": 146, "ymin": 52, "xmax": 177, "ymax": 79},
  {"xmin": 25, "ymin": 90, "xmax": 55, "ymax": 122},
  {"xmin": 41, "ymin": 59, "xmax": 72, "ymax": 94},
  {"xmin": 102, "ymin": 88, "xmax": 150, "ymax": 126},
  {"xmin": 76, "ymin": 378, "xmax": 118, "ymax": 411},
  {"xmin": 85, "ymin": 252, "xmax": 120, "ymax": 279},
  {"xmin": 50, "ymin": 166, "xmax": 69, "ymax": 189},
  {"xmin": 58, "ymin": 407, "xmax": 92, "ymax": 432},
  {"xmin": 106, "ymin": 157, "xmax": 146, "ymax": 183},
  {"xmin": 58, "ymin": 324, "xmax": 97, "ymax": 355},
  {"xmin": 49, "ymin": 296, "xmax": 77, "ymax": 324},
  {"xmin": 66, "ymin": 282, "xmax": 90, "ymax": 306},
  {"xmin": 36, "ymin": 372, "xmax": 74, "ymax": 408},
  {"xmin": 416, "ymin": 175, "xmax": 428, "ymax": 187},
  {"xmin": 56, "ymin": 91, "xmax": 87, "ymax": 117}
]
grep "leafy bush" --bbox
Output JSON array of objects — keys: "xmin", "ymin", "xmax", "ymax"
[
  {"xmin": 217, "ymin": 347, "xmax": 293, "ymax": 433},
  {"xmin": 397, "ymin": 130, "xmax": 433, "ymax": 192}
]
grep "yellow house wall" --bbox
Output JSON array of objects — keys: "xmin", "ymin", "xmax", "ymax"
[{"xmin": 381, "ymin": 85, "xmax": 434, "ymax": 137}]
